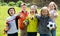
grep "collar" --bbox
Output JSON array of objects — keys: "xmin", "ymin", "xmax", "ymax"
[{"xmin": 21, "ymin": 10, "xmax": 27, "ymax": 13}]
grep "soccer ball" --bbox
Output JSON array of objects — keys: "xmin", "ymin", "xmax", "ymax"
[{"xmin": 47, "ymin": 22, "xmax": 56, "ymax": 30}]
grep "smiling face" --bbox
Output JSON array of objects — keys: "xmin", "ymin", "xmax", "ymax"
[
  {"xmin": 21, "ymin": 5, "xmax": 26, "ymax": 11},
  {"xmin": 30, "ymin": 8, "xmax": 35, "ymax": 15},
  {"xmin": 41, "ymin": 9, "xmax": 49, "ymax": 17},
  {"xmin": 49, "ymin": 4, "xmax": 55, "ymax": 10},
  {"xmin": 8, "ymin": 9, "xmax": 15, "ymax": 16}
]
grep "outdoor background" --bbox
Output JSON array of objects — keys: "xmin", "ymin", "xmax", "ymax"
[{"xmin": 0, "ymin": 0, "xmax": 60, "ymax": 36}]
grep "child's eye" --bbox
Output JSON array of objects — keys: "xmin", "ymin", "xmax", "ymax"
[{"xmin": 51, "ymin": 6, "xmax": 54, "ymax": 7}]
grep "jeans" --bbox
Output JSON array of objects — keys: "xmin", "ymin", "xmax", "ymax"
[
  {"xmin": 7, "ymin": 32, "xmax": 18, "ymax": 36},
  {"xmin": 27, "ymin": 32, "xmax": 37, "ymax": 36},
  {"xmin": 51, "ymin": 30, "xmax": 56, "ymax": 36},
  {"xmin": 40, "ymin": 34, "xmax": 50, "ymax": 36}
]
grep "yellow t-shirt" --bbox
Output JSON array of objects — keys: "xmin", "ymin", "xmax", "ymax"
[{"xmin": 26, "ymin": 14, "xmax": 38, "ymax": 32}]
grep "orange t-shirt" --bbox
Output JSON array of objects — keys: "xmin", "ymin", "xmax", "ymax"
[{"xmin": 18, "ymin": 11, "xmax": 28, "ymax": 30}]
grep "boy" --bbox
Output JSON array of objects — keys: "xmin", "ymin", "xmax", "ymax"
[{"xmin": 18, "ymin": 3, "xmax": 28, "ymax": 36}]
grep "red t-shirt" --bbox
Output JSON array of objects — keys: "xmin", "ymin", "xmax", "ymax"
[{"xmin": 18, "ymin": 11, "xmax": 28, "ymax": 30}]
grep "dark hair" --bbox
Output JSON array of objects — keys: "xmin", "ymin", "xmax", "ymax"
[
  {"xmin": 8, "ymin": 7, "xmax": 15, "ymax": 16},
  {"xmin": 21, "ymin": 3, "xmax": 26, "ymax": 6},
  {"xmin": 35, "ymin": 9, "xmax": 38, "ymax": 14}
]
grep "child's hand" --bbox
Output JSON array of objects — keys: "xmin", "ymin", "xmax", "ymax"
[
  {"xmin": 3, "ymin": 30, "xmax": 7, "ymax": 34},
  {"xmin": 3, "ymin": 28, "xmax": 8, "ymax": 34},
  {"xmin": 49, "ymin": 27, "xmax": 56, "ymax": 30},
  {"xmin": 52, "ymin": 27, "xmax": 56, "ymax": 30},
  {"xmin": 25, "ymin": 22, "xmax": 28, "ymax": 26},
  {"xmin": 3, "ymin": 26, "xmax": 9, "ymax": 34},
  {"xmin": 18, "ymin": 12, "xmax": 23, "ymax": 18},
  {"xmin": 23, "ymin": 20, "xmax": 29, "ymax": 26},
  {"xmin": 23, "ymin": 21, "xmax": 27, "ymax": 26},
  {"xmin": 54, "ymin": 12, "xmax": 58, "ymax": 18}
]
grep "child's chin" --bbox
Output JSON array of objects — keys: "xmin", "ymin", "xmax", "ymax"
[{"xmin": 11, "ymin": 14, "xmax": 14, "ymax": 16}]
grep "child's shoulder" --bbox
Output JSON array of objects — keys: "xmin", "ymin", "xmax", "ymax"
[
  {"xmin": 26, "ymin": 14, "xmax": 31, "ymax": 19},
  {"xmin": 36, "ymin": 15, "xmax": 41, "ymax": 19},
  {"xmin": 14, "ymin": 14, "xmax": 18, "ymax": 17},
  {"xmin": 6, "ymin": 16, "xmax": 11, "ymax": 22},
  {"xmin": 6, "ymin": 16, "xmax": 11, "ymax": 20}
]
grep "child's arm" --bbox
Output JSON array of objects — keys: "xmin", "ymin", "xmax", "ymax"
[
  {"xmin": 16, "ymin": 12, "xmax": 22, "ymax": 19},
  {"xmin": 54, "ymin": 12, "xmax": 58, "ymax": 18},
  {"xmin": 15, "ymin": 16, "xmax": 19, "ymax": 29},
  {"xmin": 3, "ymin": 20, "xmax": 10, "ymax": 34},
  {"xmin": 35, "ymin": 15, "xmax": 40, "ymax": 26},
  {"xmin": 53, "ymin": 10, "xmax": 58, "ymax": 18}
]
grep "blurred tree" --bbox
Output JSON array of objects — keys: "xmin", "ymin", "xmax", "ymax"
[
  {"xmin": 0, "ymin": 0, "xmax": 4, "ymax": 2},
  {"xmin": 28, "ymin": 0, "xmax": 60, "ymax": 7},
  {"xmin": 4, "ymin": 0, "xmax": 18, "ymax": 3},
  {"xmin": 20, "ymin": 0, "xmax": 29, "ymax": 3},
  {"xmin": 0, "ymin": 0, "xmax": 60, "ymax": 7}
]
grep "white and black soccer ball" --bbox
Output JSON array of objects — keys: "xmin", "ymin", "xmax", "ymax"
[{"xmin": 47, "ymin": 22, "xmax": 56, "ymax": 30}]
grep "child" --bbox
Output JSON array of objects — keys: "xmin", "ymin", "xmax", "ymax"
[
  {"xmin": 48, "ymin": 2, "xmax": 58, "ymax": 36},
  {"xmin": 18, "ymin": 3, "xmax": 28, "ymax": 36},
  {"xmin": 48, "ymin": 2, "xmax": 58, "ymax": 22},
  {"xmin": 4, "ymin": 7, "xmax": 19, "ymax": 36},
  {"xmin": 24, "ymin": 5, "xmax": 38, "ymax": 36},
  {"xmin": 37, "ymin": 7, "xmax": 52, "ymax": 36}
]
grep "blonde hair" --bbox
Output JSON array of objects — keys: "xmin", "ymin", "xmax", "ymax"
[
  {"xmin": 40, "ymin": 7, "xmax": 50, "ymax": 17},
  {"xmin": 48, "ymin": 2, "xmax": 58, "ymax": 10},
  {"xmin": 30, "ymin": 5, "xmax": 37, "ymax": 10},
  {"xmin": 30, "ymin": 5, "xmax": 38, "ymax": 14}
]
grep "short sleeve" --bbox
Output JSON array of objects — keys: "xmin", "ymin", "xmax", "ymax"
[{"xmin": 6, "ymin": 17, "xmax": 9, "ymax": 24}]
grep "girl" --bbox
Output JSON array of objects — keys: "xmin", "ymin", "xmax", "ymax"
[
  {"xmin": 48, "ymin": 2, "xmax": 58, "ymax": 36},
  {"xmin": 37, "ymin": 7, "xmax": 52, "ymax": 36},
  {"xmin": 24, "ymin": 5, "xmax": 38, "ymax": 36},
  {"xmin": 4, "ymin": 7, "xmax": 19, "ymax": 36}
]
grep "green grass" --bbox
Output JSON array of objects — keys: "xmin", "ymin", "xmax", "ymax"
[{"xmin": 0, "ymin": 6, "xmax": 60, "ymax": 36}]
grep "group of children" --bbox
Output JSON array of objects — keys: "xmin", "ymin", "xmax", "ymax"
[{"xmin": 4, "ymin": 1, "xmax": 58, "ymax": 36}]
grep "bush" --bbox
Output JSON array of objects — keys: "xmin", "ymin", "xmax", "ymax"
[
  {"xmin": 8, "ymin": 2, "xmax": 15, "ymax": 6},
  {"xmin": 0, "ymin": 2, "xmax": 2, "ymax": 6},
  {"xmin": 0, "ymin": 2, "xmax": 7, "ymax": 6},
  {"xmin": 2, "ymin": 3, "xmax": 7, "ymax": 6},
  {"xmin": 26, "ymin": 3, "xmax": 30, "ymax": 7},
  {"xmin": 16, "ymin": 1, "xmax": 23, "ymax": 7}
]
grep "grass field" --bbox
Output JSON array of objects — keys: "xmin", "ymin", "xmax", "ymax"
[{"xmin": 0, "ymin": 6, "xmax": 60, "ymax": 36}]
